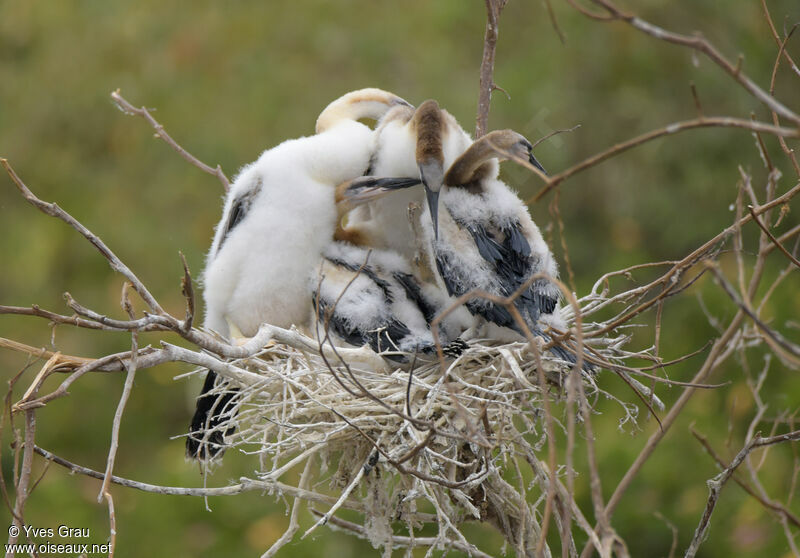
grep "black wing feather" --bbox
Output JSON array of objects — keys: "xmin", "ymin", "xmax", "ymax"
[
  {"xmin": 467, "ymin": 221, "xmax": 559, "ymax": 326},
  {"xmin": 466, "ymin": 225, "xmax": 505, "ymax": 263},
  {"xmin": 313, "ymin": 293, "xmax": 411, "ymax": 363},
  {"xmin": 506, "ymin": 224, "xmax": 531, "ymax": 257}
]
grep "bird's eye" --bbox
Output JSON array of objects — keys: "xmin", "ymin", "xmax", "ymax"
[{"xmin": 519, "ymin": 139, "xmax": 533, "ymax": 151}]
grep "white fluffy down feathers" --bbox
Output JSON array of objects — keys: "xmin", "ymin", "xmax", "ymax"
[
  {"xmin": 187, "ymin": 88, "xmax": 573, "ymax": 460},
  {"xmin": 202, "ymin": 120, "xmax": 375, "ymax": 339},
  {"xmin": 203, "ymin": 88, "xmax": 568, "ymax": 352}
]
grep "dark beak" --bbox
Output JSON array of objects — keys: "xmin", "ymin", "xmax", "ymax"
[
  {"xmin": 338, "ymin": 176, "xmax": 421, "ymax": 209},
  {"xmin": 418, "ymin": 160, "xmax": 444, "ymax": 241},
  {"xmin": 528, "ymin": 152, "xmax": 547, "ymax": 175},
  {"xmin": 425, "ymin": 186, "xmax": 440, "ymax": 240}
]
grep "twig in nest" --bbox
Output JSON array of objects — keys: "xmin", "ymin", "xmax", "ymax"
[
  {"xmin": 310, "ymin": 509, "xmax": 495, "ymax": 558},
  {"xmin": 302, "ymin": 452, "xmax": 371, "ymax": 539}
]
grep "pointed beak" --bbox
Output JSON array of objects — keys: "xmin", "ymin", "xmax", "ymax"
[
  {"xmin": 340, "ymin": 183, "xmax": 390, "ymax": 207},
  {"xmin": 425, "ymin": 186, "xmax": 440, "ymax": 240},
  {"xmin": 337, "ymin": 177, "xmax": 422, "ymax": 210},
  {"xmin": 528, "ymin": 152, "xmax": 547, "ymax": 175},
  {"xmin": 418, "ymin": 161, "xmax": 443, "ymax": 241}
]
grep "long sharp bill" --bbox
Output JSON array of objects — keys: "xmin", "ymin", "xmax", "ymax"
[
  {"xmin": 528, "ymin": 152, "xmax": 547, "ymax": 175},
  {"xmin": 413, "ymin": 100, "xmax": 445, "ymax": 241},
  {"xmin": 337, "ymin": 177, "xmax": 421, "ymax": 209},
  {"xmin": 425, "ymin": 186, "xmax": 440, "ymax": 240}
]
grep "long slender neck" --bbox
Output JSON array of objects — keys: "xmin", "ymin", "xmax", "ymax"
[
  {"xmin": 316, "ymin": 89, "xmax": 409, "ymax": 133},
  {"xmin": 332, "ymin": 182, "xmax": 370, "ymax": 246},
  {"xmin": 444, "ymin": 138, "xmax": 497, "ymax": 187},
  {"xmin": 414, "ymin": 101, "xmax": 444, "ymax": 169}
]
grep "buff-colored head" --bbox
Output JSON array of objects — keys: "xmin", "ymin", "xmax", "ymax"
[
  {"xmin": 445, "ymin": 129, "xmax": 546, "ymax": 186},
  {"xmin": 412, "ymin": 99, "xmax": 446, "ymax": 239}
]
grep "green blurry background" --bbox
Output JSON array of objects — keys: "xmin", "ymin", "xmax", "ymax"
[{"xmin": 1, "ymin": 1, "xmax": 798, "ymax": 556}]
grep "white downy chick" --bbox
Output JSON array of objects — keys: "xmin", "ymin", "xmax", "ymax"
[
  {"xmin": 188, "ymin": 88, "xmax": 411, "ymax": 459},
  {"xmin": 203, "ymin": 89, "xmax": 412, "ymax": 339}
]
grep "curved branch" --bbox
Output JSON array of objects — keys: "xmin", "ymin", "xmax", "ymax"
[
  {"xmin": 530, "ymin": 116, "xmax": 800, "ymax": 203},
  {"xmin": 576, "ymin": 0, "xmax": 800, "ymax": 125},
  {"xmin": 1, "ymin": 159, "xmax": 165, "ymax": 315},
  {"xmin": 110, "ymin": 90, "xmax": 230, "ymax": 192}
]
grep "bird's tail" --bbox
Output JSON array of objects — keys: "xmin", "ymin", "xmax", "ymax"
[{"xmin": 186, "ymin": 370, "xmax": 239, "ymax": 460}]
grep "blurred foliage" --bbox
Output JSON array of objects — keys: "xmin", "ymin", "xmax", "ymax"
[{"xmin": 1, "ymin": 1, "xmax": 799, "ymax": 556}]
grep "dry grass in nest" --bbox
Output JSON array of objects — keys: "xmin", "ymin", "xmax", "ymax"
[{"xmin": 188, "ymin": 290, "xmax": 656, "ymax": 557}]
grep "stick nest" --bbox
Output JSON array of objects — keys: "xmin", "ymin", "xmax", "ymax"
[{"xmin": 195, "ymin": 293, "xmax": 650, "ymax": 557}]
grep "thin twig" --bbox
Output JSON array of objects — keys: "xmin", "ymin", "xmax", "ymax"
[
  {"xmin": 577, "ymin": 0, "xmax": 800, "ymax": 125},
  {"xmin": 685, "ymin": 430, "xmax": 800, "ymax": 557},
  {"xmin": 110, "ymin": 90, "xmax": 230, "ymax": 191},
  {"xmin": 690, "ymin": 426, "xmax": 800, "ymax": 529},
  {"xmin": 98, "ymin": 284, "xmax": 140, "ymax": 501},
  {"xmin": 475, "ymin": 0, "xmax": 509, "ymax": 138},
  {"xmin": 103, "ymin": 490, "xmax": 117, "ymax": 558},
  {"xmin": 1, "ymin": 159, "xmax": 165, "ymax": 315},
  {"xmin": 312, "ymin": 509, "xmax": 495, "ymax": 558},
  {"xmin": 748, "ymin": 206, "xmax": 800, "ymax": 269},
  {"xmin": 530, "ymin": 116, "xmax": 800, "ymax": 203},
  {"xmin": 33, "ymin": 445, "xmax": 369, "ymax": 510}
]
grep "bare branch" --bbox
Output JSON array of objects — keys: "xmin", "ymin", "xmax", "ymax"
[
  {"xmin": 103, "ymin": 490, "xmax": 117, "ymax": 558},
  {"xmin": 32, "ymin": 445, "xmax": 370, "ymax": 511},
  {"xmin": 530, "ymin": 116, "xmax": 800, "ymax": 203},
  {"xmin": 574, "ymin": 0, "xmax": 800, "ymax": 125},
  {"xmin": 1, "ymin": 159, "xmax": 165, "ymax": 315},
  {"xmin": 760, "ymin": 0, "xmax": 800, "ymax": 78},
  {"xmin": 748, "ymin": 206, "xmax": 800, "ymax": 269},
  {"xmin": 98, "ymin": 286, "xmax": 140, "ymax": 501},
  {"xmin": 707, "ymin": 263, "xmax": 800, "ymax": 366},
  {"xmin": 685, "ymin": 430, "xmax": 800, "ymax": 557},
  {"xmin": 110, "ymin": 90, "xmax": 230, "ymax": 191},
  {"xmin": 690, "ymin": 426, "xmax": 800, "ymax": 529},
  {"xmin": 475, "ymin": 0, "xmax": 509, "ymax": 138}
]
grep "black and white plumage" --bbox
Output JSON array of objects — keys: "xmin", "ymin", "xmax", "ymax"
[
  {"xmin": 187, "ymin": 89, "xmax": 412, "ymax": 459},
  {"xmin": 312, "ymin": 242, "xmax": 467, "ymax": 361},
  {"xmin": 424, "ymin": 126, "xmax": 562, "ymax": 335},
  {"xmin": 345, "ymin": 101, "xmax": 587, "ymax": 367}
]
